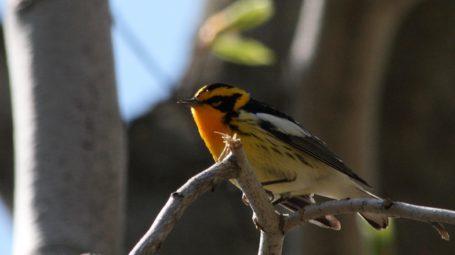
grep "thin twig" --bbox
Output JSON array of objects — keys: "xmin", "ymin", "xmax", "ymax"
[
  {"xmin": 128, "ymin": 154, "xmax": 240, "ymax": 255},
  {"xmin": 224, "ymin": 135, "xmax": 285, "ymax": 255},
  {"xmin": 130, "ymin": 136, "xmax": 455, "ymax": 255},
  {"xmin": 284, "ymin": 198, "xmax": 455, "ymax": 240}
]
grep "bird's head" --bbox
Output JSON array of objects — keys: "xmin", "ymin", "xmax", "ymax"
[
  {"xmin": 179, "ymin": 83, "xmax": 250, "ymax": 113},
  {"xmin": 179, "ymin": 83, "xmax": 251, "ymax": 158}
]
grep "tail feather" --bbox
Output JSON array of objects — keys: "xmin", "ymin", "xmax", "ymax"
[
  {"xmin": 277, "ymin": 187, "xmax": 389, "ymax": 230},
  {"xmin": 279, "ymin": 195, "xmax": 341, "ymax": 230},
  {"xmin": 351, "ymin": 187, "xmax": 389, "ymax": 229},
  {"xmin": 360, "ymin": 212, "xmax": 389, "ymax": 230}
]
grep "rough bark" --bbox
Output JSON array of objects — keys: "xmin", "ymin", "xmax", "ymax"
[{"xmin": 4, "ymin": 0, "xmax": 126, "ymax": 254}]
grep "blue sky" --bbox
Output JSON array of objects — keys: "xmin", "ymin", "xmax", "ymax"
[
  {"xmin": 0, "ymin": 203, "xmax": 12, "ymax": 255},
  {"xmin": 0, "ymin": 1, "xmax": 204, "ymax": 254},
  {"xmin": 111, "ymin": 0, "xmax": 203, "ymax": 120}
]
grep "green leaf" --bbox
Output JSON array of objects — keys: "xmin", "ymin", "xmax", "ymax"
[
  {"xmin": 223, "ymin": 0, "xmax": 274, "ymax": 32},
  {"xmin": 212, "ymin": 34, "xmax": 275, "ymax": 66},
  {"xmin": 359, "ymin": 218, "xmax": 396, "ymax": 255}
]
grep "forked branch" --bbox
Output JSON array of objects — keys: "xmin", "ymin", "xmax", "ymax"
[
  {"xmin": 129, "ymin": 136, "xmax": 455, "ymax": 255},
  {"xmin": 128, "ymin": 155, "xmax": 240, "ymax": 255}
]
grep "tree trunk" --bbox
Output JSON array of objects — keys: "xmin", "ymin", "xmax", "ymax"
[
  {"xmin": 380, "ymin": 0, "xmax": 455, "ymax": 253},
  {"xmin": 4, "ymin": 1, "xmax": 126, "ymax": 254},
  {"xmin": 288, "ymin": 0, "xmax": 414, "ymax": 254},
  {"xmin": 0, "ymin": 26, "xmax": 14, "ymax": 210}
]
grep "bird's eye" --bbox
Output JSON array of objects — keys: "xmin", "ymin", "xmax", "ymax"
[
  {"xmin": 211, "ymin": 101, "xmax": 222, "ymax": 107},
  {"xmin": 206, "ymin": 96, "xmax": 234, "ymax": 112}
]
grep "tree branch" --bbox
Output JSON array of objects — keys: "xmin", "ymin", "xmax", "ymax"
[
  {"xmin": 128, "ymin": 154, "xmax": 240, "ymax": 255},
  {"xmin": 225, "ymin": 136, "xmax": 284, "ymax": 255},
  {"xmin": 130, "ymin": 136, "xmax": 455, "ymax": 255},
  {"xmin": 284, "ymin": 198, "xmax": 455, "ymax": 235}
]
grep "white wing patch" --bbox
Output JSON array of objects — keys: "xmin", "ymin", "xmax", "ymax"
[{"xmin": 256, "ymin": 113, "xmax": 311, "ymax": 137}]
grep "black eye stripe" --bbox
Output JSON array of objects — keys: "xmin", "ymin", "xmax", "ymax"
[
  {"xmin": 204, "ymin": 94, "xmax": 241, "ymax": 103},
  {"xmin": 204, "ymin": 93, "xmax": 242, "ymax": 112},
  {"xmin": 205, "ymin": 95, "xmax": 226, "ymax": 104}
]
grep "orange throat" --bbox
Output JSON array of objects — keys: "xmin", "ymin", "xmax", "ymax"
[{"xmin": 191, "ymin": 105, "xmax": 232, "ymax": 160}]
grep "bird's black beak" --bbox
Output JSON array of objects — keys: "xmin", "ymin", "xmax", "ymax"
[{"xmin": 177, "ymin": 97, "xmax": 200, "ymax": 107}]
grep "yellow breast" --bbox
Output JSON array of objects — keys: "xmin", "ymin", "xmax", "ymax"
[{"xmin": 191, "ymin": 105, "xmax": 232, "ymax": 160}]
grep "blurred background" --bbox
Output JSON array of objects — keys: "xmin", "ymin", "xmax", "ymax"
[{"xmin": 1, "ymin": 0, "xmax": 454, "ymax": 254}]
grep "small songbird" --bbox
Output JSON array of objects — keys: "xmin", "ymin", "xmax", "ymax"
[{"xmin": 179, "ymin": 83, "xmax": 388, "ymax": 230}]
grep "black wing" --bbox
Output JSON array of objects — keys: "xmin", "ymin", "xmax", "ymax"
[{"xmin": 243, "ymin": 99, "xmax": 370, "ymax": 187}]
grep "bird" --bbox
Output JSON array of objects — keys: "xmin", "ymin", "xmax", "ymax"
[{"xmin": 179, "ymin": 83, "xmax": 388, "ymax": 230}]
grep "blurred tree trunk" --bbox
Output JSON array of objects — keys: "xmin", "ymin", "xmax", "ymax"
[
  {"xmin": 0, "ymin": 26, "xmax": 14, "ymax": 210},
  {"xmin": 4, "ymin": 1, "xmax": 126, "ymax": 254},
  {"xmin": 380, "ymin": 0, "xmax": 455, "ymax": 254},
  {"xmin": 126, "ymin": 1, "xmax": 303, "ymax": 254},
  {"xmin": 126, "ymin": 0, "xmax": 454, "ymax": 255},
  {"xmin": 288, "ymin": 0, "xmax": 414, "ymax": 254}
]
